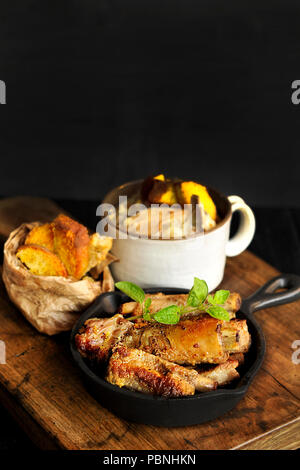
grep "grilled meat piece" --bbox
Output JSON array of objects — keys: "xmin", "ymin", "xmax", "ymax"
[
  {"xmin": 229, "ymin": 352, "xmax": 245, "ymax": 366},
  {"xmin": 75, "ymin": 314, "xmax": 133, "ymax": 362},
  {"xmin": 198, "ymin": 359, "xmax": 240, "ymax": 386},
  {"xmin": 76, "ymin": 315, "xmax": 250, "ymax": 366},
  {"xmin": 76, "ymin": 315, "xmax": 243, "ymax": 396},
  {"xmin": 119, "ymin": 292, "xmax": 241, "ymax": 320},
  {"xmin": 107, "ymin": 347, "xmax": 240, "ymax": 396},
  {"xmin": 221, "ymin": 320, "xmax": 250, "ymax": 354},
  {"xmin": 125, "ymin": 317, "xmax": 250, "ymax": 365},
  {"xmin": 106, "ymin": 345, "xmax": 217, "ymax": 397}
]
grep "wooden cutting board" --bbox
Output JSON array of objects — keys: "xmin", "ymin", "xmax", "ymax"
[{"xmin": 0, "ymin": 197, "xmax": 299, "ymax": 450}]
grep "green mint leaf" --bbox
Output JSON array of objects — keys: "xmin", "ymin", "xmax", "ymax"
[
  {"xmin": 143, "ymin": 297, "xmax": 152, "ymax": 314},
  {"xmin": 143, "ymin": 311, "xmax": 152, "ymax": 321},
  {"xmin": 206, "ymin": 306, "xmax": 230, "ymax": 322},
  {"xmin": 187, "ymin": 278, "xmax": 208, "ymax": 307},
  {"xmin": 153, "ymin": 305, "xmax": 181, "ymax": 325},
  {"xmin": 143, "ymin": 297, "xmax": 152, "ymax": 320},
  {"xmin": 207, "ymin": 294, "xmax": 215, "ymax": 306},
  {"xmin": 115, "ymin": 281, "xmax": 145, "ymax": 304},
  {"xmin": 213, "ymin": 290, "xmax": 230, "ymax": 305}
]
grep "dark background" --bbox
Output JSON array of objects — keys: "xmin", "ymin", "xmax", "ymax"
[
  {"xmin": 0, "ymin": 0, "xmax": 300, "ymax": 450},
  {"xmin": 0, "ymin": 0, "xmax": 300, "ymax": 206}
]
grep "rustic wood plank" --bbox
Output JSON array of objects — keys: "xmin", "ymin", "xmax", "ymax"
[
  {"xmin": 0, "ymin": 249, "xmax": 299, "ymax": 450},
  {"xmin": 224, "ymin": 255, "xmax": 300, "ymax": 401},
  {"xmin": 0, "ymin": 196, "xmax": 67, "ymax": 239},
  {"xmin": 0, "ymin": 382, "xmax": 59, "ymax": 450},
  {"xmin": 234, "ymin": 418, "xmax": 300, "ymax": 450}
]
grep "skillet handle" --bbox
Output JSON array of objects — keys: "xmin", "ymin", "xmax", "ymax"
[{"xmin": 241, "ymin": 274, "xmax": 300, "ymax": 315}]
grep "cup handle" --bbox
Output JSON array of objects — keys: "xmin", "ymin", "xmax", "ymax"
[{"xmin": 225, "ymin": 195, "xmax": 256, "ymax": 257}]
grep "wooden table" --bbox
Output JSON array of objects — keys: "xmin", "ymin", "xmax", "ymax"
[{"xmin": 0, "ymin": 198, "xmax": 299, "ymax": 450}]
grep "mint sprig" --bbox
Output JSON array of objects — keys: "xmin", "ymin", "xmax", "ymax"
[
  {"xmin": 115, "ymin": 281, "xmax": 145, "ymax": 304},
  {"xmin": 116, "ymin": 278, "xmax": 231, "ymax": 325},
  {"xmin": 153, "ymin": 305, "xmax": 181, "ymax": 325},
  {"xmin": 209, "ymin": 290, "xmax": 230, "ymax": 305},
  {"xmin": 206, "ymin": 306, "xmax": 230, "ymax": 321},
  {"xmin": 187, "ymin": 278, "xmax": 208, "ymax": 307}
]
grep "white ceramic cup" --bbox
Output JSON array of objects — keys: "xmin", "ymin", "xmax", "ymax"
[{"xmin": 103, "ymin": 181, "xmax": 255, "ymax": 292}]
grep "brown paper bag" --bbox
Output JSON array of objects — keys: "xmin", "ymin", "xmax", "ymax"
[{"xmin": 2, "ymin": 222, "xmax": 115, "ymax": 335}]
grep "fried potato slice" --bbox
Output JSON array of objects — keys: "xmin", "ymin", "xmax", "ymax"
[
  {"xmin": 153, "ymin": 174, "xmax": 165, "ymax": 181},
  {"xmin": 141, "ymin": 176, "xmax": 217, "ymax": 222},
  {"xmin": 53, "ymin": 214, "xmax": 90, "ymax": 279},
  {"xmin": 148, "ymin": 180, "xmax": 178, "ymax": 205},
  {"xmin": 16, "ymin": 244, "xmax": 68, "ymax": 277},
  {"xmin": 25, "ymin": 223, "xmax": 54, "ymax": 251},
  {"xmin": 141, "ymin": 174, "xmax": 165, "ymax": 201},
  {"xmin": 85, "ymin": 233, "xmax": 113, "ymax": 275},
  {"xmin": 176, "ymin": 181, "xmax": 217, "ymax": 221},
  {"xmin": 22, "ymin": 216, "xmax": 114, "ymax": 280}
]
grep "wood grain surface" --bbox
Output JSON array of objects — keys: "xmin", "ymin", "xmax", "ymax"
[
  {"xmin": 0, "ymin": 196, "xmax": 68, "ymax": 239},
  {"xmin": 0, "ymin": 198, "xmax": 299, "ymax": 450}
]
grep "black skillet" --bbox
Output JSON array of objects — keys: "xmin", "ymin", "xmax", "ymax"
[{"xmin": 70, "ymin": 273, "xmax": 300, "ymax": 427}]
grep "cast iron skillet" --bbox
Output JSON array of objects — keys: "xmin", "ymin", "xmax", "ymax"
[{"xmin": 70, "ymin": 274, "xmax": 300, "ymax": 427}]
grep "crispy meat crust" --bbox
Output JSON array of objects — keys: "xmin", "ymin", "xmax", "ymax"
[
  {"xmin": 16, "ymin": 244, "xmax": 68, "ymax": 277},
  {"xmin": 106, "ymin": 346, "xmax": 216, "ymax": 397},
  {"xmin": 136, "ymin": 317, "xmax": 228, "ymax": 365},
  {"xmin": 76, "ymin": 315, "xmax": 245, "ymax": 396},
  {"xmin": 199, "ymin": 359, "xmax": 240, "ymax": 386},
  {"xmin": 53, "ymin": 214, "xmax": 90, "ymax": 279},
  {"xmin": 221, "ymin": 319, "xmax": 251, "ymax": 353},
  {"xmin": 229, "ymin": 352, "xmax": 245, "ymax": 366},
  {"xmin": 75, "ymin": 314, "xmax": 133, "ymax": 362},
  {"xmin": 76, "ymin": 315, "xmax": 251, "ymax": 367}
]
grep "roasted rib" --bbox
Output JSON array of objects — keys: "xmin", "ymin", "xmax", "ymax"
[
  {"xmin": 75, "ymin": 314, "xmax": 133, "ymax": 362},
  {"xmin": 221, "ymin": 320, "xmax": 250, "ymax": 354},
  {"xmin": 124, "ymin": 317, "xmax": 251, "ymax": 365},
  {"xmin": 229, "ymin": 352, "xmax": 245, "ymax": 366},
  {"xmin": 119, "ymin": 292, "xmax": 241, "ymax": 320},
  {"xmin": 76, "ymin": 315, "xmax": 250, "ymax": 366},
  {"xmin": 197, "ymin": 359, "xmax": 240, "ymax": 386},
  {"xmin": 106, "ymin": 345, "xmax": 217, "ymax": 397},
  {"xmin": 106, "ymin": 346, "xmax": 240, "ymax": 396}
]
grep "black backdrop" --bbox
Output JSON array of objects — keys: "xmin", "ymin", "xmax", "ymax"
[
  {"xmin": 0, "ymin": 0, "xmax": 300, "ymax": 206},
  {"xmin": 1, "ymin": 2, "xmax": 300, "ymax": 450}
]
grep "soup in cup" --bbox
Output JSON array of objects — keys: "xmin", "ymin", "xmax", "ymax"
[{"xmin": 102, "ymin": 180, "xmax": 255, "ymax": 291}]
